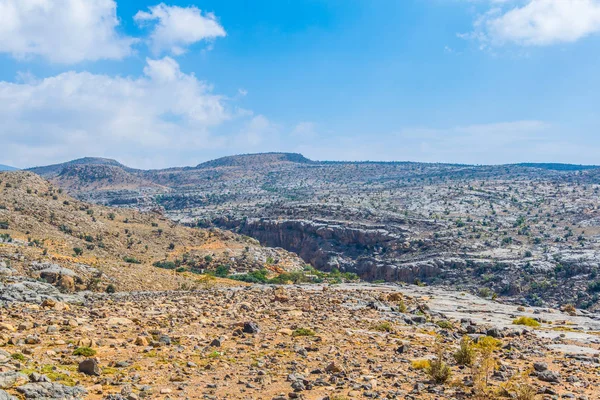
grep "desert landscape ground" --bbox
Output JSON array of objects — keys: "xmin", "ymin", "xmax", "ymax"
[{"xmin": 0, "ymin": 156, "xmax": 599, "ymax": 399}]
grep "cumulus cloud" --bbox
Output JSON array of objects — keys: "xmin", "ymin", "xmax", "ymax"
[
  {"xmin": 464, "ymin": 0, "xmax": 600, "ymax": 47},
  {"xmin": 0, "ymin": 0, "xmax": 136, "ymax": 63},
  {"xmin": 0, "ymin": 57, "xmax": 234, "ymax": 168},
  {"xmin": 134, "ymin": 3, "xmax": 226, "ymax": 55}
]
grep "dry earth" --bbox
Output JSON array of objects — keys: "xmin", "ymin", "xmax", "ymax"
[{"xmin": 1, "ymin": 285, "xmax": 599, "ymax": 399}]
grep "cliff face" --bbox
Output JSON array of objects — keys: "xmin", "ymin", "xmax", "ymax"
[{"xmin": 213, "ymin": 217, "xmax": 446, "ymax": 282}]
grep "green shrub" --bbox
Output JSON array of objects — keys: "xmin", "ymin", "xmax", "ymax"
[
  {"xmin": 436, "ymin": 320, "xmax": 454, "ymax": 329},
  {"xmin": 229, "ymin": 269, "xmax": 269, "ymax": 283},
  {"xmin": 588, "ymin": 280, "xmax": 600, "ymax": 293},
  {"xmin": 11, "ymin": 353, "xmax": 26, "ymax": 361},
  {"xmin": 105, "ymin": 284, "xmax": 116, "ymax": 294},
  {"xmin": 214, "ymin": 265, "xmax": 230, "ymax": 277},
  {"xmin": 73, "ymin": 347, "xmax": 96, "ymax": 357},
  {"xmin": 426, "ymin": 348, "xmax": 451, "ymax": 384},
  {"xmin": 153, "ymin": 260, "xmax": 177, "ymax": 270},
  {"xmin": 292, "ymin": 328, "xmax": 315, "ymax": 337},
  {"xmin": 123, "ymin": 256, "xmax": 141, "ymax": 264},
  {"xmin": 454, "ymin": 336, "xmax": 475, "ymax": 366}
]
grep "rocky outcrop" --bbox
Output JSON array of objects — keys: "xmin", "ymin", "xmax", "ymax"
[
  {"xmin": 0, "ymin": 280, "xmax": 85, "ymax": 305},
  {"xmin": 212, "ymin": 217, "xmax": 444, "ymax": 281}
]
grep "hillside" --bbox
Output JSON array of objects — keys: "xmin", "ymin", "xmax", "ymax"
[
  {"xmin": 28, "ymin": 157, "xmax": 130, "ymax": 177},
  {"xmin": 0, "ymin": 171, "xmax": 303, "ymax": 292},
  {"xmin": 196, "ymin": 152, "xmax": 313, "ymax": 168},
  {"xmin": 24, "ymin": 154, "xmax": 600, "ymax": 310},
  {"xmin": 0, "ymin": 164, "xmax": 17, "ymax": 171}
]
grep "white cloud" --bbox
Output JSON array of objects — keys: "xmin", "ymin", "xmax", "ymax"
[
  {"xmin": 134, "ymin": 3, "xmax": 226, "ymax": 55},
  {"xmin": 464, "ymin": 0, "xmax": 600, "ymax": 47},
  {"xmin": 0, "ymin": 57, "xmax": 233, "ymax": 168},
  {"xmin": 236, "ymin": 115, "xmax": 280, "ymax": 147},
  {"xmin": 0, "ymin": 0, "xmax": 136, "ymax": 63}
]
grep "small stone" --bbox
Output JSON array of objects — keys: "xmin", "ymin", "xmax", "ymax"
[{"xmin": 243, "ymin": 321, "xmax": 260, "ymax": 334}]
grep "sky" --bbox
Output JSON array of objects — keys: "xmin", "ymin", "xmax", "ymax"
[{"xmin": 1, "ymin": 0, "xmax": 600, "ymax": 169}]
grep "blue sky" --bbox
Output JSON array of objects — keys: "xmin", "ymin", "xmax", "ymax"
[{"xmin": 1, "ymin": 0, "xmax": 600, "ymax": 168}]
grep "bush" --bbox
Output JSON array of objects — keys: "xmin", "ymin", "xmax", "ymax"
[
  {"xmin": 214, "ymin": 265, "xmax": 230, "ymax": 278},
  {"xmin": 427, "ymin": 348, "xmax": 451, "ymax": 384},
  {"xmin": 73, "ymin": 247, "xmax": 83, "ymax": 256},
  {"xmin": 268, "ymin": 271, "xmax": 312, "ymax": 284},
  {"xmin": 105, "ymin": 284, "xmax": 116, "ymax": 293},
  {"xmin": 229, "ymin": 269, "xmax": 269, "ymax": 284},
  {"xmin": 11, "ymin": 353, "xmax": 25, "ymax": 361},
  {"xmin": 411, "ymin": 359, "xmax": 430, "ymax": 370},
  {"xmin": 588, "ymin": 280, "xmax": 600, "ymax": 293},
  {"xmin": 475, "ymin": 336, "xmax": 502, "ymax": 352},
  {"xmin": 73, "ymin": 347, "xmax": 96, "ymax": 357},
  {"xmin": 454, "ymin": 336, "xmax": 475, "ymax": 366},
  {"xmin": 372, "ymin": 322, "xmax": 393, "ymax": 332},
  {"xmin": 123, "ymin": 256, "xmax": 141, "ymax": 264},
  {"xmin": 153, "ymin": 260, "xmax": 177, "ymax": 270},
  {"xmin": 292, "ymin": 328, "xmax": 315, "ymax": 337},
  {"xmin": 0, "ymin": 221, "xmax": 9, "ymax": 229},
  {"xmin": 512, "ymin": 316, "xmax": 540, "ymax": 327},
  {"xmin": 512, "ymin": 383, "xmax": 537, "ymax": 400},
  {"xmin": 436, "ymin": 320, "xmax": 454, "ymax": 330}
]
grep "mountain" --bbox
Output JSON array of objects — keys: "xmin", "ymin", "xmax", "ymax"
[{"xmin": 0, "ymin": 164, "xmax": 17, "ymax": 171}]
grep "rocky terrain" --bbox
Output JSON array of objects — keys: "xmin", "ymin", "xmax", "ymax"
[
  {"xmin": 28, "ymin": 154, "xmax": 600, "ymax": 310},
  {"xmin": 2, "ymin": 282, "xmax": 600, "ymax": 399},
  {"xmin": 2, "ymin": 169, "xmax": 600, "ymax": 399},
  {"xmin": 0, "ymin": 171, "xmax": 304, "ymax": 294}
]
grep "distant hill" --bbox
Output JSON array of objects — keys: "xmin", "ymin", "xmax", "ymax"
[
  {"xmin": 25, "ymin": 153, "xmax": 600, "ymax": 200},
  {"xmin": 26, "ymin": 157, "xmax": 158, "ymax": 192},
  {"xmin": 196, "ymin": 152, "xmax": 313, "ymax": 169},
  {"xmin": 0, "ymin": 164, "xmax": 17, "ymax": 171},
  {"xmin": 28, "ymin": 157, "xmax": 130, "ymax": 177}
]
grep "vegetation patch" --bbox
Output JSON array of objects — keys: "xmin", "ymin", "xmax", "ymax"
[
  {"xmin": 73, "ymin": 346, "xmax": 96, "ymax": 357},
  {"xmin": 512, "ymin": 317, "xmax": 541, "ymax": 327},
  {"xmin": 292, "ymin": 328, "xmax": 316, "ymax": 337}
]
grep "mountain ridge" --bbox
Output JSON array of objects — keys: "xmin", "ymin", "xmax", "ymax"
[{"xmin": 25, "ymin": 153, "xmax": 600, "ymax": 173}]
